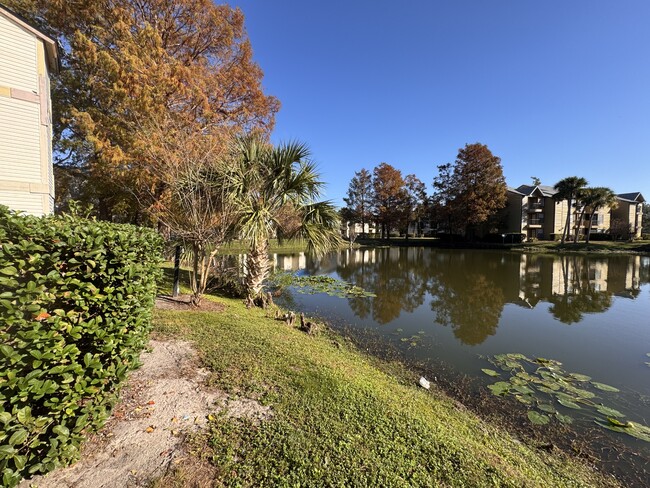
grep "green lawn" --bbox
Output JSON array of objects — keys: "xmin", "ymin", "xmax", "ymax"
[{"xmin": 152, "ymin": 298, "xmax": 618, "ymax": 487}]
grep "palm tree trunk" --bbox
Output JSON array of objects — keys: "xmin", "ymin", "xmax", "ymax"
[
  {"xmin": 245, "ymin": 239, "xmax": 270, "ymax": 307},
  {"xmin": 574, "ymin": 206, "xmax": 587, "ymax": 242},
  {"xmin": 562, "ymin": 197, "xmax": 572, "ymax": 244},
  {"xmin": 585, "ymin": 206, "xmax": 598, "ymax": 244}
]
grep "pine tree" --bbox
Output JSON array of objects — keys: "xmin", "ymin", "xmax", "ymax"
[{"xmin": 343, "ymin": 168, "xmax": 373, "ymax": 237}]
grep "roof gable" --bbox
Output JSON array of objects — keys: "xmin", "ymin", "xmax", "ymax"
[
  {"xmin": 0, "ymin": 5, "xmax": 58, "ymax": 73},
  {"xmin": 515, "ymin": 184, "xmax": 557, "ymax": 198},
  {"xmin": 616, "ymin": 192, "xmax": 645, "ymax": 203}
]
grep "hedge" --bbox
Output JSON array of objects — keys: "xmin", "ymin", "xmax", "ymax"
[{"xmin": 0, "ymin": 206, "xmax": 162, "ymax": 487}]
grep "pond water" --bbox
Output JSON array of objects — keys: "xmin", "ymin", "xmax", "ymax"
[{"xmin": 268, "ymin": 248, "xmax": 650, "ymax": 454}]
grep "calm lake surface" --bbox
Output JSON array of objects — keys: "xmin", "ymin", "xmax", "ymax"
[{"xmin": 270, "ymin": 248, "xmax": 650, "ymax": 453}]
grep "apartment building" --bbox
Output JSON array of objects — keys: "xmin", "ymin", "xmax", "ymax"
[
  {"xmin": 502, "ymin": 184, "xmax": 569, "ymax": 240},
  {"xmin": 502, "ymin": 184, "xmax": 643, "ymax": 241},
  {"xmin": 612, "ymin": 193, "xmax": 645, "ymax": 239}
]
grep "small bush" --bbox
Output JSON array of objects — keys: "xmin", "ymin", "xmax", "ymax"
[
  {"xmin": 0, "ymin": 206, "xmax": 162, "ymax": 486},
  {"xmin": 586, "ymin": 232, "xmax": 612, "ymax": 241}
]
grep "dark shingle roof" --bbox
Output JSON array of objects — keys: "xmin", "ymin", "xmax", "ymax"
[
  {"xmin": 507, "ymin": 187, "xmax": 525, "ymax": 196},
  {"xmin": 515, "ymin": 184, "xmax": 558, "ymax": 198},
  {"xmin": 616, "ymin": 192, "xmax": 645, "ymax": 203}
]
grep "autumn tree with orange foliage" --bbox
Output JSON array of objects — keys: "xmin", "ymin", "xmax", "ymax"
[
  {"xmin": 432, "ymin": 143, "xmax": 507, "ymax": 238},
  {"xmin": 371, "ymin": 163, "xmax": 409, "ymax": 239},
  {"xmin": 6, "ymin": 0, "xmax": 279, "ymax": 221}
]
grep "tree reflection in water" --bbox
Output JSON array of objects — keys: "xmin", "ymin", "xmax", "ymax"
[
  {"xmin": 283, "ymin": 249, "xmax": 648, "ymax": 346},
  {"xmin": 337, "ymin": 248, "xmax": 429, "ymax": 324}
]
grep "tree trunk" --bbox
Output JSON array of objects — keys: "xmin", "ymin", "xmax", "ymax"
[
  {"xmin": 585, "ymin": 207, "xmax": 598, "ymax": 244},
  {"xmin": 245, "ymin": 239, "xmax": 270, "ymax": 307},
  {"xmin": 574, "ymin": 206, "xmax": 587, "ymax": 242},
  {"xmin": 190, "ymin": 242, "xmax": 202, "ymax": 306},
  {"xmin": 562, "ymin": 197, "xmax": 572, "ymax": 244}
]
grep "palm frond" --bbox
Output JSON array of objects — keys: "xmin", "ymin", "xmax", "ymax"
[{"xmin": 300, "ymin": 200, "xmax": 343, "ymax": 256}]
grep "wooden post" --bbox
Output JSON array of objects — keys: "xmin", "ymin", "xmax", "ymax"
[{"xmin": 172, "ymin": 245, "xmax": 181, "ymax": 298}]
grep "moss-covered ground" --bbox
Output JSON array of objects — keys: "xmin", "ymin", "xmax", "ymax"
[{"xmin": 152, "ymin": 297, "xmax": 618, "ymax": 487}]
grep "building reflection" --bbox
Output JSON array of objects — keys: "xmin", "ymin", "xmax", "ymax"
[{"xmin": 272, "ymin": 252, "xmax": 306, "ymax": 272}]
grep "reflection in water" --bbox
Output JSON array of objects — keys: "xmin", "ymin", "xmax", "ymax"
[
  {"xmin": 336, "ymin": 248, "xmax": 429, "ymax": 324},
  {"xmin": 285, "ymin": 249, "xmax": 648, "ymax": 345}
]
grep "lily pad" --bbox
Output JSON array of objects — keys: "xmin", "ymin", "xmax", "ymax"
[
  {"xmin": 515, "ymin": 371, "xmax": 534, "ymax": 381},
  {"xmin": 488, "ymin": 382, "xmax": 510, "ymax": 396},
  {"xmin": 627, "ymin": 422, "xmax": 650, "ymax": 442},
  {"xmin": 596, "ymin": 405, "xmax": 625, "ymax": 418},
  {"xmin": 515, "ymin": 395, "xmax": 535, "ymax": 405},
  {"xmin": 557, "ymin": 397, "xmax": 582, "ymax": 409},
  {"xmin": 540, "ymin": 381, "xmax": 561, "ymax": 391},
  {"xmin": 509, "ymin": 377, "xmax": 528, "ymax": 386},
  {"xmin": 506, "ymin": 353, "xmax": 530, "ymax": 361},
  {"xmin": 536, "ymin": 357, "xmax": 562, "ymax": 367},
  {"xmin": 591, "ymin": 382, "xmax": 620, "ymax": 393},
  {"xmin": 564, "ymin": 386, "xmax": 596, "ymax": 399},
  {"xmin": 483, "ymin": 353, "xmax": 648, "ymax": 440},
  {"xmin": 537, "ymin": 403, "xmax": 556, "ymax": 414},
  {"xmin": 539, "ymin": 371, "xmax": 558, "ymax": 382},
  {"xmin": 595, "ymin": 420, "xmax": 629, "ymax": 434},
  {"xmin": 504, "ymin": 360, "xmax": 522, "ymax": 370},
  {"xmin": 606, "ymin": 417, "xmax": 630, "ymax": 428},
  {"xmin": 527, "ymin": 411, "xmax": 550, "ymax": 425},
  {"xmin": 568, "ymin": 373, "xmax": 591, "ymax": 382},
  {"xmin": 536, "ymin": 385, "xmax": 556, "ymax": 394},
  {"xmin": 481, "ymin": 368, "xmax": 500, "ymax": 377},
  {"xmin": 512, "ymin": 384, "xmax": 534, "ymax": 395}
]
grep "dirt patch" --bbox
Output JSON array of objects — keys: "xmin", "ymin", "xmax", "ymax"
[
  {"xmin": 20, "ymin": 340, "xmax": 271, "ymax": 488},
  {"xmin": 155, "ymin": 295, "xmax": 226, "ymax": 312}
]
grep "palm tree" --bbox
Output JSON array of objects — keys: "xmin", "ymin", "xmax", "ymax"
[
  {"xmin": 553, "ymin": 176, "xmax": 588, "ymax": 244},
  {"xmin": 228, "ymin": 136, "xmax": 342, "ymax": 306},
  {"xmin": 579, "ymin": 187, "xmax": 618, "ymax": 243}
]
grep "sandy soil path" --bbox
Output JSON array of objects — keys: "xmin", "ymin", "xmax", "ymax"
[{"xmin": 20, "ymin": 339, "xmax": 270, "ymax": 488}]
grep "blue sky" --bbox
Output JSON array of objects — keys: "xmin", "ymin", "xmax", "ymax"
[{"xmin": 228, "ymin": 0, "xmax": 650, "ymax": 206}]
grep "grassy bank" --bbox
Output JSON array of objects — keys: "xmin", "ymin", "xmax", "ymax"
[
  {"xmin": 517, "ymin": 239, "xmax": 650, "ymax": 254},
  {"xmin": 152, "ymin": 298, "xmax": 617, "ymax": 487},
  {"xmin": 357, "ymin": 237, "xmax": 650, "ymax": 254},
  {"xmin": 219, "ymin": 238, "xmax": 356, "ymax": 255}
]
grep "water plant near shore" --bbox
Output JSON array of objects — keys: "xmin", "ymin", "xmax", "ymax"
[
  {"xmin": 482, "ymin": 353, "xmax": 650, "ymax": 442},
  {"xmin": 269, "ymin": 273, "xmax": 376, "ymax": 298}
]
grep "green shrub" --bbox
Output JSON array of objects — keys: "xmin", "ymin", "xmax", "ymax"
[{"xmin": 0, "ymin": 206, "xmax": 162, "ymax": 486}]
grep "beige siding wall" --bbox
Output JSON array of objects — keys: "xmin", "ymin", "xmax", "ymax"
[
  {"xmin": 0, "ymin": 15, "xmax": 38, "ymax": 92},
  {"xmin": 0, "ymin": 190, "xmax": 44, "ymax": 215},
  {"xmin": 551, "ymin": 200, "xmax": 568, "ymax": 236},
  {"xmin": 601, "ymin": 209, "xmax": 611, "ymax": 231},
  {"xmin": 0, "ymin": 97, "xmax": 42, "ymax": 181},
  {"xmin": 0, "ymin": 13, "xmax": 55, "ymax": 215}
]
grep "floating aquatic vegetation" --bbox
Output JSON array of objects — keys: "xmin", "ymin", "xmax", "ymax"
[
  {"xmin": 269, "ymin": 273, "xmax": 376, "ymax": 298},
  {"xmin": 481, "ymin": 352, "xmax": 650, "ymax": 442},
  {"xmin": 400, "ymin": 334, "xmax": 423, "ymax": 348}
]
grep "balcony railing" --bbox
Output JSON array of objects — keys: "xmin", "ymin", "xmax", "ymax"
[{"xmin": 529, "ymin": 218, "xmax": 544, "ymax": 225}]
